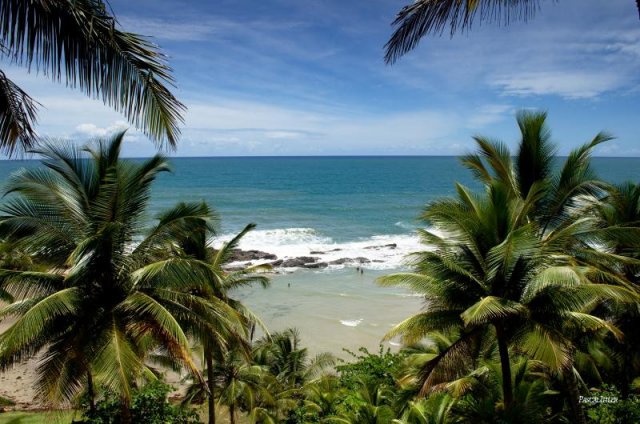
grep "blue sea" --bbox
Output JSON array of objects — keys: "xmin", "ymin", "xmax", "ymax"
[
  {"xmin": 1, "ymin": 156, "xmax": 639, "ymax": 269},
  {"xmin": 1, "ymin": 156, "xmax": 640, "ymax": 353}
]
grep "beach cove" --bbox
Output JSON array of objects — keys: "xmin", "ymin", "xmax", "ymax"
[{"xmin": 1, "ymin": 155, "xmax": 640, "ymax": 411}]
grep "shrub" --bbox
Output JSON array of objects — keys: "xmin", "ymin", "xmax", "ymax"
[
  {"xmin": 79, "ymin": 381, "xmax": 200, "ymax": 424},
  {"xmin": 336, "ymin": 345, "xmax": 403, "ymax": 389}
]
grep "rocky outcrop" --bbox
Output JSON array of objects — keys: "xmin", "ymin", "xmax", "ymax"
[
  {"xmin": 280, "ymin": 256, "xmax": 320, "ymax": 268},
  {"xmin": 227, "ymin": 249, "xmax": 376, "ymax": 270},
  {"xmin": 229, "ymin": 249, "xmax": 277, "ymax": 261}
]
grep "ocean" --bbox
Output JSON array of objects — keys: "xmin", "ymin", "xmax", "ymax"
[
  {"xmin": 1, "ymin": 156, "xmax": 639, "ymax": 354},
  {"xmin": 1, "ymin": 156, "xmax": 638, "ymax": 269}
]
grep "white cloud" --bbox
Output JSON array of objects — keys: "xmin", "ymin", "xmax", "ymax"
[
  {"xmin": 74, "ymin": 121, "xmax": 130, "ymax": 138},
  {"xmin": 466, "ymin": 104, "xmax": 513, "ymax": 128},
  {"xmin": 491, "ymin": 71, "xmax": 626, "ymax": 99}
]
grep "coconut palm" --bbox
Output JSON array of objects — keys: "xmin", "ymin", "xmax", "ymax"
[
  {"xmin": 212, "ymin": 348, "xmax": 272, "ymax": 424},
  {"xmin": 167, "ymin": 217, "xmax": 271, "ymax": 424},
  {"xmin": 379, "ymin": 178, "xmax": 629, "ymax": 411},
  {"xmin": 379, "ymin": 112, "xmax": 638, "ymax": 420},
  {"xmin": 302, "ymin": 375, "xmax": 349, "ymax": 422},
  {"xmin": 0, "ymin": 0, "xmax": 185, "ymax": 154},
  {"xmin": 587, "ymin": 182, "xmax": 640, "ymax": 398},
  {"xmin": 253, "ymin": 328, "xmax": 336, "ymax": 390},
  {"xmin": 336, "ymin": 378, "xmax": 397, "ymax": 424},
  {"xmin": 385, "ymin": 1, "xmax": 640, "ymax": 64},
  {"xmin": 450, "ymin": 358, "xmax": 557, "ymax": 424},
  {"xmin": 0, "ymin": 132, "xmax": 239, "ymax": 422},
  {"xmin": 392, "ymin": 392, "xmax": 455, "ymax": 424}
]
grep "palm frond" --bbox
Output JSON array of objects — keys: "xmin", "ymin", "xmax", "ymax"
[
  {"xmin": 0, "ymin": 69, "xmax": 38, "ymax": 154},
  {"xmin": 91, "ymin": 319, "xmax": 144, "ymax": 401},
  {"xmin": 513, "ymin": 324, "xmax": 571, "ymax": 371},
  {"xmin": 0, "ymin": 287, "xmax": 79, "ymax": 368},
  {"xmin": 0, "ymin": 0, "xmax": 185, "ymax": 147},
  {"xmin": 385, "ymin": 0, "xmax": 541, "ymax": 64},
  {"xmin": 460, "ymin": 296, "xmax": 526, "ymax": 327},
  {"xmin": 212, "ymin": 223, "xmax": 257, "ymax": 269},
  {"xmin": 384, "ymin": 311, "xmax": 463, "ymax": 345}
]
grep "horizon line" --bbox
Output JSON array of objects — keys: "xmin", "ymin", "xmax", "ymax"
[{"xmin": 0, "ymin": 154, "xmax": 637, "ymax": 161}]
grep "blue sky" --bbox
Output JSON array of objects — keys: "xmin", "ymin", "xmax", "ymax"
[{"xmin": 3, "ymin": 0, "xmax": 640, "ymax": 157}]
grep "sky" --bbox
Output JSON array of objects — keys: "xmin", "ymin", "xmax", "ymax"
[{"xmin": 3, "ymin": 0, "xmax": 640, "ymax": 157}]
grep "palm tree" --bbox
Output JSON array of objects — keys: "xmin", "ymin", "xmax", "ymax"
[
  {"xmin": 0, "ymin": 0, "xmax": 185, "ymax": 154},
  {"xmin": 450, "ymin": 358, "xmax": 556, "ymax": 424},
  {"xmin": 165, "ymin": 218, "xmax": 271, "ymax": 424},
  {"xmin": 302, "ymin": 375, "xmax": 348, "ymax": 422},
  {"xmin": 392, "ymin": 392, "xmax": 455, "ymax": 424},
  {"xmin": 587, "ymin": 182, "xmax": 640, "ymax": 398},
  {"xmin": 213, "ymin": 348, "xmax": 270, "ymax": 424},
  {"xmin": 336, "ymin": 378, "xmax": 397, "ymax": 423},
  {"xmin": 379, "ymin": 113, "xmax": 634, "ymax": 415},
  {"xmin": 385, "ymin": 1, "xmax": 640, "ymax": 64},
  {"xmin": 0, "ymin": 132, "xmax": 238, "ymax": 422},
  {"xmin": 253, "ymin": 328, "xmax": 335, "ymax": 390}
]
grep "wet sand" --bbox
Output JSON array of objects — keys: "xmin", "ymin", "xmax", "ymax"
[{"xmin": 238, "ymin": 268, "xmax": 423, "ymax": 357}]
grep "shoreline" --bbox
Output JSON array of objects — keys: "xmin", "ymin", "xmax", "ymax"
[{"xmin": 222, "ymin": 234, "xmax": 420, "ymax": 272}]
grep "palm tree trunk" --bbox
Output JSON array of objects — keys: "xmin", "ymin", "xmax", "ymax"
[
  {"xmin": 206, "ymin": 349, "xmax": 216, "ymax": 424},
  {"xmin": 229, "ymin": 403, "xmax": 236, "ymax": 424},
  {"xmin": 496, "ymin": 326, "xmax": 513, "ymax": 407},
  {"xmin": 87, "ymin": 371, "xmax": 96, "ymax": 414},
  {"xmin": 621, "ymin": 348, "xmax": 632, "ymax": 399},
  {"xmin": 562, "ymin": 365, "xmax": 586, "ymax": 424},
  {"xmin": 121, "ymin": 400, "xmax": 133, "ymax": 424}
]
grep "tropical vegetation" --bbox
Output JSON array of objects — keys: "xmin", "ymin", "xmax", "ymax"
[
  {"xmin": 0, "ymin": 0, "xmax": 184, "ymax": 155},
  {"xmin": 0, "ymin": 111, "xmax": 639, "ymax": 423}
]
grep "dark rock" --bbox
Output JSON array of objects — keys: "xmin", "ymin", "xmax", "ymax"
[
  {"xmin": 329, "ymin": 258, "xmax": 350, "ymax": 265},
  {"xmin": 354, "ymin": 257, "xmax": 371, "ymax": 263},
  {"xmin": 280, "ymin": 256, "xmax": 320, "ymax": 267},
  {"xmin": 270, "ymin": 259, "xmax": 284, "ymax": 266},
  {"xmin": 364, "ymin": 243, "xmax": 397, "ymax": 250},
  {"xmin": 310, "ymin": 251, "xmax": 324, "ymax": 254},
  {"xmin": 304, "ymin": 262, "xmax": 328, "ymax": 269},
  {"xmin": 229, "ymin": 249, "xmax": 277, "ymax": 261}
]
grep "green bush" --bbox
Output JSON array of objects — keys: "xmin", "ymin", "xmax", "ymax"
[
  {"xmin": 336, "ymin": 345, "xmax": 402, "ymax": 389},
  {"xmin": 78, "ymin": 381, "xmax": 200, "ymax": 424}
]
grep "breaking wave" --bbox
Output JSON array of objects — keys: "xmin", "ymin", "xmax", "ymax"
[{"xmin": 211, "ymin": 227, "xmax": 423, "ymax": 270}]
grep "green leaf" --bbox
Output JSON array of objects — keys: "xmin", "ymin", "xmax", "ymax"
[{"xmin": 460, "ymin": 296, "xmax": 526, "ymax": 326}]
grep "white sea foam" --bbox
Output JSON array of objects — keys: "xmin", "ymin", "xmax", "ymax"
[
  {"xmin": 211, "ymin": 227, "xmax": 424, "ymax": 270},
  {"xmin": 340, "ymin": 319, "xmax": 363, "ymax": 327}
]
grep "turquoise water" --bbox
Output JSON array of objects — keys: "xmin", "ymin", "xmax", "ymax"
[
  {"xmin": 1, "ymin": 156, "xmax": 639, "ymax": 267},
  {"xmin": 1, "ymin": 156, "xmax": 638, "ymax": 239}
]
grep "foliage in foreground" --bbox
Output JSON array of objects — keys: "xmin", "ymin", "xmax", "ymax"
[
  {"xmin": 77, "ymin": 381, "xmax": 199, "ymax": 424},
  {"xmin": 0, "ymin": 0, "xmax": 185, "ymax": 155}
]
